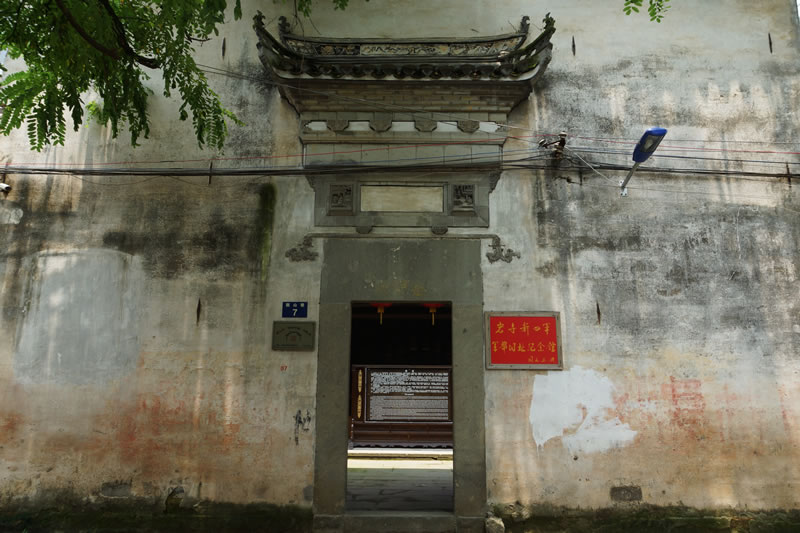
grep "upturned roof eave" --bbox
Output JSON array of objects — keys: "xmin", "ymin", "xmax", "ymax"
[
  {"xmin": 253, "ymin": 12, "xmax": 555, "ymax": 83},
  {"xmin": 275, "ymin": 15, "xmax": 533, "ymax": 53}
]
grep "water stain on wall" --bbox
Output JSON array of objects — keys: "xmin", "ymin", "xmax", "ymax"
[
  {"xmin": 256, "ymin": 184, "xmax": 276, "ymax": 282},
  {"xmin": 0, "ymin": 202, "xmax": 23, "ymax": 224}
]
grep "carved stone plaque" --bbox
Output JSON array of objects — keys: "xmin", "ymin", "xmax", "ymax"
[
  {"xmin": 309, "ymin": 173, "xmax": 492, "ymax": 229},
  {"xmin": 328, "ymin": 184, "xmax": 354, "ymax": 214},
  {"xmin": 272, "ymin": 321, "xmax": 316, "ymax": 351},
  {"xmin": 452, "ymin": 184, "xmax": 476, "ymax": 213},
  {"xmin": 361, "ymin": 185, "xmax": 444, "ymax": 213}
]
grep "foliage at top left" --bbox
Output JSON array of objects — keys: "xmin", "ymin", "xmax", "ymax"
[{"xmin": 0, "ymin": 0, "xmax": 242, "ymax": 151}]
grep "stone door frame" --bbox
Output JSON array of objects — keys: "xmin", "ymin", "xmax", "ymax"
[{"xmin": 313, "ymin": 238, "xmax": 486, "ymax": 530}]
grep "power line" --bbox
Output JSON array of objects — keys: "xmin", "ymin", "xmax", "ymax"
[
  {"xmin": 8, "ymin": 160, "xmax": 798, "ymax": 215},
  {"xmin": 6, "ymin": 149, "xmax": 799, "ymax": 210},
  {"xmin": 8, "ymin": 134, "xmax": 799, "ymax": 174},
  {"xmin": 6, "ymin": 138, "xmax": 798, "ymax": 190},
  {"xmin": 4, "ymin": 156, "xmax": 796, "ymax": 181},
  {"xmin": 568, "ymin": 147, "xmax": 800, "ymax": 167}
]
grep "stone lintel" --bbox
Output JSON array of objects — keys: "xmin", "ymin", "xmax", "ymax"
[{"xmin": 307, "ymin": 172, "xmax": 497, "ymax": 231}]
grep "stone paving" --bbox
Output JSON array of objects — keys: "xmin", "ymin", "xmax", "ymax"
[{"xmin": 346, "ymin": 457, "xmax": 454, "ymax": 512}]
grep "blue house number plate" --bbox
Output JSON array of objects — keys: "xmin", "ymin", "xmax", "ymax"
[{"xmin": 282, "ymin": 301, "xmax": 308, "ymax": 318}]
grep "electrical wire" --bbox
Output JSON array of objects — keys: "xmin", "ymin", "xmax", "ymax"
[
  {"xmin": 568, "ymin": 146, "xmax": 800, "ymax": 167},
  {"xmin": 549, "ymin": 177, "xmax": 800, "ymax": 216},
  {"xmin": 562, "ymin": 147, "xmax": 616, "ymax": 184},
  {"xmin": 558, "ymin": 134, "xmax": 800, "ymax": 146},
  {"xmin": 8, "ymin": 59, "xmax": 800, "ymax": 170},
  {"xmin": 6, "ymin": 140, "xmax": 797, "ymax": 192},
  {"xmin": 4, "ymin": 156, "xmax": 796, "ymax": 181},
  {"xmin": 58, "ymin": 175, "xmax": 165, "ymax": 186},
  {"xmin": 6, "ymin": 154, "xmax": 799, "ymax": 213},
  {"xmin": 8, "ymin": 133, "xmax": 798, "ymax": 174}
]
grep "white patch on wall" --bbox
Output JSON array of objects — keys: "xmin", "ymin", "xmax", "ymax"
[
  {"xmin": 529, "ymin": 366, "xmax": 636, "ymax": 455},
  {"xmin": 14, "ymin": 249, "xmax": 144, "ymax": 385},
  {"xmin": 304, "ymin": 121, "xmax": 328, "ymax": 131},
  {"xmin": 389, "ymin": 121, "xmax": 416, "ymax": 132}
]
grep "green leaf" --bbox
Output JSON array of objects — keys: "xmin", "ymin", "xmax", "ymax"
[{"xmin": 0, "ymin": 0, "xmax": 245, "ymax": 150}]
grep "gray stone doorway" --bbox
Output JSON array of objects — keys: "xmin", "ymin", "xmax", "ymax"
[{"xmin": 313, "ymin": 238, "xmax": 486, "ymax": 531}]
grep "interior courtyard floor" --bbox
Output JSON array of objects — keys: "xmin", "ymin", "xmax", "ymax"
[{"xmin": 345, "ymin": 451, "xmax": 454, "ymax": 512}]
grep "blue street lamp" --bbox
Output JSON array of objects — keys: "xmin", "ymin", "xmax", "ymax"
[{"xmin": 620, "ymin": 127, "xmax": 668, "ymax": 196}]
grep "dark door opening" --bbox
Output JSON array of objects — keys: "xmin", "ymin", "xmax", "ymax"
[
  {"xmin": 347, "ymin": 301, "xmax": 454, "ymax": 512},
  {"xmin": 349, "ymin": 302, "xmax": 453, "ymax": 448}
]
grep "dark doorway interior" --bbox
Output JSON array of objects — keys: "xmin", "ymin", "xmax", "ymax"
[
  {"xmin": 351, "ymin": 302, "xmax": 452, "ymax": 366},
  {"xmin": 349, "ymin": 302, "xmax": 453, "ymax": 448},
  {"xmin": 347, "ymin": 302, "xmax": 454, "ymax": 512}
]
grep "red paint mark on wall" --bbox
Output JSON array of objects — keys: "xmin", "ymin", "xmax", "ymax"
[
  {"xmin": 613, "ymin": 392, "xmax": 630, "ymax": 414},
  {"xmin": 114, "ymin": 392, "xmax": 244, "ymax": 476},
  {"xmin": 777, "ymin": 385, "xmax": 795, "ymax": 435},
  {"xmin": 0, "ymin": 414, "xmax": 22, "ymax": 443},
  {"xmin": 222, "ymin": 423, "xmax": 241, "ymax": 447},
  {"xmin": 663, "ymin": 377, "xmax": 706, "ymax": 437}
]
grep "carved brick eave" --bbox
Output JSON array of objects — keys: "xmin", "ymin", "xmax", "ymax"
[
  {"xmin": 253, "ymin": 12, "xmax": 555, "ymax": 84},
  {"xmin": 253, "ymin": 13, "xmax": 555, "ymax": 230},
  {"xmin": 279, "ymin": 15, "xmax": 531, "ymax": 55}
]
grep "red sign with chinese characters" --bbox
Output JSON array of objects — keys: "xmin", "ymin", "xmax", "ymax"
[{"xmin": 485, "ymin": 312, "xmax": 562, "ymax": 369}]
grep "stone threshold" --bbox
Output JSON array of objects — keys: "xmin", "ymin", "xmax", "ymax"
[
  {"xmin": 348, "ymin": 447, "xmax": 453, "ymax": 460},
  {"xmin": 316, "ymin": 511, "xmax": 486, "ymax": 533}
]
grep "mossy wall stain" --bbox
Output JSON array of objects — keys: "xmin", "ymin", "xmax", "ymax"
[
  {"xmin": 0, "ymin": 500, "xmax": 312, "ymax": 533},
  {"xmin": 493, "ymin": 503, "xmax": 800, "ymax": 533},
  {"xmin": 256, "ymin": 183, "xmax": 276, "ymax": 282}
]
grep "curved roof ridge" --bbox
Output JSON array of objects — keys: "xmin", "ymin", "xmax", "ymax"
[
  {"xmin": 277, "ymin": 16, "xmax": 532, "ymax": 56},
  {"xmin": 253, "ymin": 12, "xmax": 555, "ymax": 83}
]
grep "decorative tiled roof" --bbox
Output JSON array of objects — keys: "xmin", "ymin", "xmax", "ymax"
[{"xmin": 253, "ymin": 13, "xmax": 555, "ymax": 83}]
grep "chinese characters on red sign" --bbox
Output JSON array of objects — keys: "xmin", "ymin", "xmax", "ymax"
[{"xmin": 486, "ymin": 313, "xmax": 562, "ymax": 369}]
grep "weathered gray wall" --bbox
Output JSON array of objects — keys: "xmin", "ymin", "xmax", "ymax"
[
  {"xmin": 479, "ymin": 0, "xmax": 800, "ymax": 512},
  {"xmin": 485, "ymin": 173, "xmax": 800, "ymax": 510},
  {"xmin": 1, "ymin": 0, "xmax": 799, "ymax": 521},
  {"xmin": 0, "ymin": 0, "xmax": 327, "ymax": 510},
  {"xmin": 0, "ymin": 174, "xmax": 321, "ymax": 508}
]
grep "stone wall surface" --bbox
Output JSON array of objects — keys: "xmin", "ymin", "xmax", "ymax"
[
  {"xmin": 0, "ymin": 0, "xmax": 799, "ymax": 525},
  {"xmin": 0, "ymin": 173, "xmax": 322, "ymax": 509}
]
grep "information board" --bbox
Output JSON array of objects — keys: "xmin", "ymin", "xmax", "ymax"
[
  {"xmin": 366, "ymin": 368, "xmax": 451, "ymax": 422},
  {"xmin": 485, "ymin": 312, "xmax": 562, "ymax": 369}
]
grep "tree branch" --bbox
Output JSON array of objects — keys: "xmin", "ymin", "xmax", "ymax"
[
  {"xmin": 96, "ymin": 0, "xmax": 161, "ymax": 69},
  {"xmin": 53, "ymin": 0, "xmax": 121, "ymax": 61},
  {"xmin": 186, "ymin": 33, "xmax": 211, "ymax": 43},
  {"xmin": 10, "ymin": 0, "xmax": 25, "ymax": 39}
]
